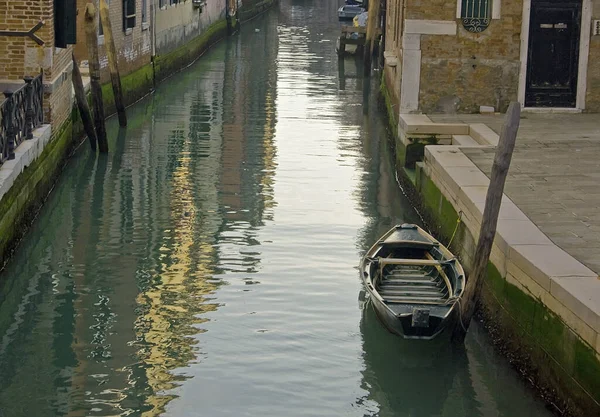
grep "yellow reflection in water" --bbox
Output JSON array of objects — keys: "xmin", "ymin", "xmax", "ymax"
[
  {"xmin": 136, "ymin": 131, "xmax": 221, "ymax": 417},
  {"xmin": 260, "ymin": 90, "xmax": 278, "ymax": 219}
]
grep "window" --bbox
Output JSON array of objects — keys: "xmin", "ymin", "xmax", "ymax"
[
  {"xmin": 54, "ymin": 0, "xmax": 77, "ymax": 48},
  {"xmin": 142, "ymin": 0, "xmax": 147, "ymax": 23},
  {"xmin": 460, "ymin": 0, "xmax": 491, "ymax": 32},
  {"xmin": 123, "ymin": 0, "xmax": 136, "ymax": 31}
]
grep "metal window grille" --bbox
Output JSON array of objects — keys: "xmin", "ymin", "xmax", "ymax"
[{"xmin": 461, "ymin": 0, "xmax": 491, "ymax": 33}]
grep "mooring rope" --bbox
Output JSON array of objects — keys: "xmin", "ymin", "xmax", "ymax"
[
  {"xmin": 447, "ymin": 210, "xmax": 463, "ymax": 248},
  {"xmin": 446, "ymin": 296, "xmax": 468, "ymax": 332}
]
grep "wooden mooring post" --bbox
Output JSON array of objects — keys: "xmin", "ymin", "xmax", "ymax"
[
  {"xmin": 363, "ymin": 0, "xmax": 380, "ymax": 76},
  {"xmin": 71, "ymin": 52, "xmax": 97, "ymax": 151},
  {"xmin": 451, "ymin": 101, "xmax": 521, "ymax": 343},
  {"xmin": 99, "ymin": 0, "xmax": 127, "ymax": 127},
  {"xmin": 84, "ymin": 2, "xmax": 109, "ymax": 153}
]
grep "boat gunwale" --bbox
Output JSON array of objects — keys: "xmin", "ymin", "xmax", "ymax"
[{"xmin": 360, "ymin": 224, "xmax": 466, "ymax": 317}]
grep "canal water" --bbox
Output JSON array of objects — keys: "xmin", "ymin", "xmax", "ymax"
[{"xmin": 0, "ymin": 1, "xmax": 555, "ymax": 416}]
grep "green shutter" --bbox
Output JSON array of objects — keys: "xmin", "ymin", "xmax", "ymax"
[
  {"xmin": 65, "ymin": 0, "xmax": 77, "ymax": 44},
  {"xmin": 54, "ymin": 0, "xmax": 77, "ymax": 48}
]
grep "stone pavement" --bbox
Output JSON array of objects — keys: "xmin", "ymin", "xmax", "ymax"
[{"xmin": 429, "ymin": 113, "xmax": 600, "ymax": 276}]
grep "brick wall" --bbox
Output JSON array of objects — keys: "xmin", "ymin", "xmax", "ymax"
[
  {"xmin": 47, "ymin": 72, "xmax": 73, "ymax": 130},
  {"xmin": 74, "ymin": 0, "xmax": 152, "ymax": 84},
  {"xmin": 410, "ymin": 0, "xmax": 522, "ymax": 113},
  {"xmin": 384, "ymin": 0, "xmax": 600, "ymax": 114},
  {"xmin": 0, "ymin": 0, "xmax": 74, "ymax": 130},
  {"xmin": 0, "ymin": 0, "xmax": 54, "ymax": 80}
]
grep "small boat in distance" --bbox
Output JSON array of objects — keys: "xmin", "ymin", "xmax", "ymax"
[{"xmin": 359, "ymin": 224, "xmax": 466, "ymax": 340}]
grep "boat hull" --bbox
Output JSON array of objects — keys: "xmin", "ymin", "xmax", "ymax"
[
  {"xmin": 369, "ymin": 291, "xmax": 454, "ymax": 340},
  {"xmin": 359, "ymin": 224, "xmax": 465, "ymax": 340}
]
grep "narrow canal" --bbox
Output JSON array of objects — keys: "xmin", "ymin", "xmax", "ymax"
[{"xmin": 0, "ymin": 1, "xmax": 555, "ymax": 416}]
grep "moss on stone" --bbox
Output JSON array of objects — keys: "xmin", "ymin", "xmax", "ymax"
[
  {"xmin": 239, "ymin": 0, "xmax": 275, "ymax": 21},
  {"xmin": 574, "ymin": 338, "xmax": 600, "ymax": 403},
  {"xmin": 503, "ymin": 278, "xmax": 537, "ymax": 332},
  {"xmin": 395, "ymin": 136, "xmax": 406, "ymax": 168},
  {"xmin": 379, "ymin": 73, "xmax": 398, "ymax": 141},
  {"xmin": 485, "ymin": 262, "xmax": 506, "ymax": 299},
  {"xmin": 0, "ymin": 119, "xmax": 80, "ymax": 268},
  {"xmin": 411, "ymin": 166, "xmax": 600, "ymax": 414},
  {"xmin": 101, "ymin": 63, "xmax": 155, "ymax": 117},
  {"xmin": 405, "ymin": 136, "xmax": 438, "ymax": 169},
  {"xmin": 154, "ymin": 20, "xmax": 228, "ymax": 83}
]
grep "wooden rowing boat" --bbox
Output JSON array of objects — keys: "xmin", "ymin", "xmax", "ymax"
[{"xmin": 359, "ymin": 224, "xmax": 466, "ymax": 340}]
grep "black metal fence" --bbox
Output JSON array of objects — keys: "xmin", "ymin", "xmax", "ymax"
[{"xmin": 0, "ymin": 73, "xmax": 44, "ymax": 166}]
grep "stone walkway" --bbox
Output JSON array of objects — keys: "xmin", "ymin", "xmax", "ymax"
[{"xmin": 429, "ymin": 113, "xmax": 600, "ymax": 276}]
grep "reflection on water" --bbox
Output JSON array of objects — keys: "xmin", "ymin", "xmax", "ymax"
[{"xmin": 0, "ymin": 1, "xmax": 554, "ymax": 416}]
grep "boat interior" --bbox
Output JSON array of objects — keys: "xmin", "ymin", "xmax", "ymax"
[{"xmin": 371, "ymin": 238, "xmax": 461, "ymax": 306}]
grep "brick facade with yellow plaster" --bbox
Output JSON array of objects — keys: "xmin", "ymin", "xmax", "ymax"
[{"xmin": 384, "ymin": 0, "xmax": 600, "ymax": 114}]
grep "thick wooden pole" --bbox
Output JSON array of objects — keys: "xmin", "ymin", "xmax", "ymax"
[
  {"xmin": 99, "ymin": 0, "xmax": 127, "ymax": 127},
  {"xmin": 452, "ymin": 102, "xmax": 521, "ymax": 343},
  {"xmin": 84, "ymin": 3, "xmax": 109, "ymax": 153},
  {"xmin": 363, "ymin": 0, "xmax": 379, "ymax": 76},
  {"xmin": 71, "ymin": 52, "xmax": 97, "ymax": 151}
]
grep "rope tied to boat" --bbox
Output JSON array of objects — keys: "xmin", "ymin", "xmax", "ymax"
[
  {"xmin": 446, "ymin": 295, "xmax": 468, "ymax": 332},
  {"xmin": 447, "ymin": 210, "xmax": 463, "ymax": 248}
]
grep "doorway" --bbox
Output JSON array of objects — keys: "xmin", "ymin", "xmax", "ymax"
[{"xmin": 525, "ymin": 0, "xmax": 582, "ymax": 107}]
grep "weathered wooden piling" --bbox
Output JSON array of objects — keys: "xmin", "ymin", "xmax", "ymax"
[
  {"xmin": 71, "ymin": 52, "xmax": 97, "ymax": 151},
  {"xmin": 84, "ymin": 3, "xmax": 109, "ymax": 153},
  {"xmin": 99, "ymin": 0, "xmax": 127, "ymax": 127},
  {"xmin": 363, "ymin": 0, "xmax": 380, "ymax": 76},
  {"xmin": 452, "ymin": 102, "xmax": 521, "ymax": 343}
]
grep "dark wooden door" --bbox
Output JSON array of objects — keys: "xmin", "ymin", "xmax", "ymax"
[{"xmin": 525, "ymin": 0, "xmax": 581, "ymax": 107}]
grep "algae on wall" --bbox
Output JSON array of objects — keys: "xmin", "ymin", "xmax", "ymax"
[
  {"xmin": 0, "ymin": 120, "xmax": 81, "ymax": 269},
  {"xmin": 378, "ymin": 72, "xmax": 600, "ymax": 413},
  {"xmin": 412, "ymin": 161, "xmax": 600, "ymax": 417}
]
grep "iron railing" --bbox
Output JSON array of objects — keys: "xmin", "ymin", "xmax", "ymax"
[{"xmin": 0, "ymin": 73, "xmax": 44, "ymax": 166}]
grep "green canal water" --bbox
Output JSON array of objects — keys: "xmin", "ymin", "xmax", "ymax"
[{"xmin": 0, "ymin": 1, "xmax": 555, "ymax": 416}]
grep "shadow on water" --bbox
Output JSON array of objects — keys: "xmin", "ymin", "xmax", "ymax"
[{"xmin": 357, "ymin": 298, "xmax": 478, "ymax": 417}]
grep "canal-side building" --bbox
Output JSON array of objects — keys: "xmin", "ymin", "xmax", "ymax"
[
  {"xmin": 153, "ymin": 0, "xmax": 227, "ymax": 81},
  {"xmin": 0, "ymin": 0, "xmax": 75, "ymax": 132},
  {"xmin": 74, "ymin": 0, "xmax": 153, "ymax": 101},
  {"xmin": 383, "ymin": 0, "xmax": 600, "ymax": 113}
]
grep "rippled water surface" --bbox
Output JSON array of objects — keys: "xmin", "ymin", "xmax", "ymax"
[{"xmin": 0, "ymin": 1, "xmax": 555, "ymax": 416}]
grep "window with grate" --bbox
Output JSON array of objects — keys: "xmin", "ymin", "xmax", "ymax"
[
  {"xmin": 123, "ymin": 0, "xmax": 136, "ymax": 31},
  {"xmin": 460, "ymin": 0, "xmax": 491, "ymax": 32}
]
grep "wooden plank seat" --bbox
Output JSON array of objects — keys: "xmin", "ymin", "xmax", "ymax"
[{"xmin": 376, "ymin": 257, "xmax": 453, "ymax": 305}]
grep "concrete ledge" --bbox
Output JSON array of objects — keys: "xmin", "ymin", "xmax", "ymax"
[
  {"xmin": 423, "ymin": 145, "xmax": 600, "ymax": 349},
  {"xmin": 452, "ymin": 134, "xmax": 479, "ymax": 146},
  {"xmin": 399, "ymin": 113, "xmax": 470, "ymax": 135},
  {"xmin": 0, "ymin": 124, "xmax": 52, "ymax": 203}
]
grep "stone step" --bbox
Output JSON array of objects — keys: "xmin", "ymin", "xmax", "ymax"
[
  {"xmin": 399, "ymin": 114, "xmax": 470, "ymax": 136},
  {"xmin": 452, "ymin": 135, "xmax": 479, "ymax": 147},
  {"xmin": 469, "ymin": 123, "xmax": 499, "ymax": 146}
]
